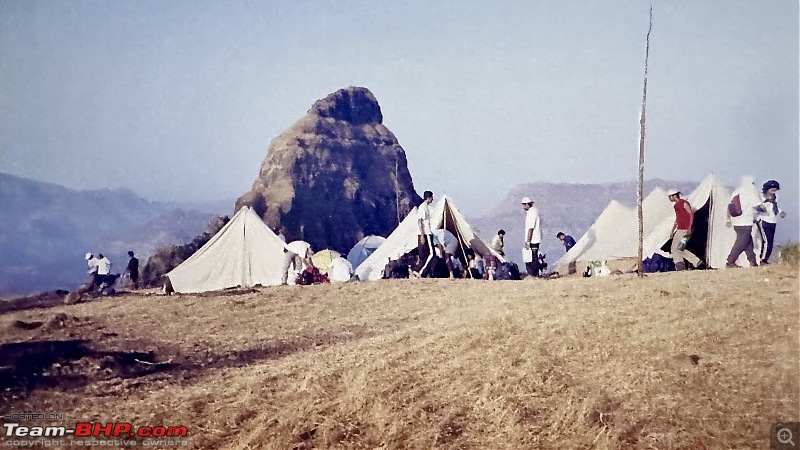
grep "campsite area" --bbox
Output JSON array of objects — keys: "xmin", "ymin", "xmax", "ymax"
[{"xmin": 1, "ymin": 262, "xmax": 798, "ymax": 449}]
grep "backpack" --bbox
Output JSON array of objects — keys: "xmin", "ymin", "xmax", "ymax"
[
  {"xmin": 494, "ymin": 262, "xmax": 521, "ymax": 280},
  {"xmin": 728, "ymin": 194, "xmax": 743, "ymax": 217}
]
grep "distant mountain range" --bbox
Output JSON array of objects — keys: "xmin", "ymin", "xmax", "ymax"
[{"xmin": 0, "ymin": 173, "xmax": 229, "ymax": 296}]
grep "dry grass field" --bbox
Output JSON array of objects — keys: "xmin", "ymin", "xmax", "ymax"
[{"xmin": 1, "ymin": 263, "xmax": 798, "ymax": 449}]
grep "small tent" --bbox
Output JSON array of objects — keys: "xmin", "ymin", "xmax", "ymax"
[
  {"xmin": 355, "ymin": 196, "xmax": 504, "ymax": 281},
  {"xmin": 167, "ymin": 206, "xmax": 288, "ymax": 293},
  {"xmin": 346, "ymin": 235, "xmax": 386, "ymax": 269},
  {"xmin": 642, "ymin": 174, "xmax": 762, "ymax": 268}
]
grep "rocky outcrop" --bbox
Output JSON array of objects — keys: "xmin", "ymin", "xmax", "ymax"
[{"xmin": 236, "ymin": 87, "xmax": 421, "ymax": 253}]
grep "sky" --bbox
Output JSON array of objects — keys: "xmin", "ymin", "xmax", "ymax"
[{"xmin": 1, "ymin": 0, "xmax": 798, "ymax": 230}]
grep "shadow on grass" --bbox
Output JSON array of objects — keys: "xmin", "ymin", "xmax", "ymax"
[{"xmin": 0, "ymin": 325, "xmax": 373, "ymax": 407}]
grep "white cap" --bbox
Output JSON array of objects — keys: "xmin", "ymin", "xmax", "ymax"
[
  {"xmin": 85, "ymin": 253, "xmax": 92, "ymax": 260},
  {"xmin": 666, "ymin": 188, "xmax": 680, "ymax": 196},
  {"xmin": 521, "ymin": 196, "xmax": 533, "ymax": 204}
]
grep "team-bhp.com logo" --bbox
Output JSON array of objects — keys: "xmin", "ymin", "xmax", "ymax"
[{"xmin": 4, "ymin": 422, "xmax": 189, "ymax": 447}]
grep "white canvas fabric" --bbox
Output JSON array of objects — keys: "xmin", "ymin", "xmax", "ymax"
[
  {"xmin": 167, "ymin": 206, "xmax": 288, "ymax": 293},
  {"xmin": 554, "ymin": 200, "xmax": 635, "ymax": 271},
  {"xmin": 642, "ymin": 174, "xmax": 762, "ymax": 268},
  {"xmin": 346, "ymin": 235, "xmax": 386, "ymax": 269},
  {"xmin": 355, "ymin": 196, "xmax": 504, "ymax": 281}
]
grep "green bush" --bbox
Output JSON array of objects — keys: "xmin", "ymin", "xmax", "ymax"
[{"xmin": 779, "ymin": 242, "xmax": 799, "ymax": 266}]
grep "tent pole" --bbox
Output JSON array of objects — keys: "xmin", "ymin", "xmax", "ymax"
[{"xmin": 637, "ymin": 5, "xmax": 653, "ymax": 278}]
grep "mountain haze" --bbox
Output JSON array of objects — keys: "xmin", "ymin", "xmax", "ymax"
[{"xmin": 0, "ymin": 173, "xmax": 217, "ymax": 295}]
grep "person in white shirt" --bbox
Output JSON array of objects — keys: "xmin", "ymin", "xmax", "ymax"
[
  {"xmin": 757, "ymin": 179, "xmax": 785, "ymax": 264},
  {"xmin": 522, "ymin": 196, "xmax": 542, "ymax": 277},
  {"xmin": 328, "ymin": 257, "xmax": 353, "ymax": 283},
  {"xmin": 414, "ymin": 191, "xmax": 435, "ymax": 274},
  {"xmin": 466, "ymin": 250, "xmax": 485, "ymax": 279},
  {"xmin": 282, "ymin": 240, "xmax": 313, "ymax": 285},
  {"xmin": 726, "ymin": 176, "xmax": 766, "ymax": 267},
  {"xmin": 431, "ymin": 228, "xmax": 460, "ymax": 278},
  {"xmin": 85, "ymin": 252, "xmax": 99, "ymax": 290},
  {"xmin": 276, "ymin": 228, "xmax": 286, "ymax": 244},
  {"xmin": 491, "ymin": 230, "xmax": 505, "ymax": 256},
  {"xmin": 95, "ymin": 253, "xmax": 114, "ymax": 289}
]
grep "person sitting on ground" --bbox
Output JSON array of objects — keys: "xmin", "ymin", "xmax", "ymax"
[
  {"xmin": 466, "ymin": 250, "xmax": 485, "ymax": 279},
  {"xmin": 491, "ymin": 229, "xmax": 505, "ymax": 256},
  {"xmin": 449, "ymin": 255, "xmax": 464, "ymax": 278},
  {"xmin": 556, "ymin": 232, "xmax": 576, "ymax": 253}
]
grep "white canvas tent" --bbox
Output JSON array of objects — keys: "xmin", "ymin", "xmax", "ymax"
[
  {"xmin": 355, "ymin": 196, "xmax": 504, "ymax": 281},
  {"xmin": 554, "ymin": 200, "xmax": 635, "ymax": 273},
  {"xmin": 346, "ymin": 235, "xmax": 386, "ymax": 269},
  {"xmin": 642, "ymin": 174, "xmax": 762, "ymax": 268},
  {"xmin": 167, "ymin": 206, "xmax": 288, "ymax": 293}
]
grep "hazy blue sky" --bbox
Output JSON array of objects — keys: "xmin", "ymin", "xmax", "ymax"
[{"xmin": 1, "ymin": 1, "xmax": 797, "ymax": 222}]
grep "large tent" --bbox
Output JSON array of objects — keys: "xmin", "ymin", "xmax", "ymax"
[
  {"xmin": 642, "ymin": 174, "xmax": 762, "ymax": 269},
  {"xmin": 346, "ymin": 235, "xmax": 386, "ymax": 269},
  {"xmin": 355, "ymin": 196, "xmax": 504, "ymax": 281},
  {"xmin": 554, "ymin": 200, "xmax": 635, "ymax": 273},
  {"xmin": 167, "ymin": 206, "xmax": 288, "ymax": 293}
]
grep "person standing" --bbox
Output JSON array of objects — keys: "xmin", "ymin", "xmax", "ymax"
[
  {"xmin": 667, "ymin": 189, "xmax": 703, "ymax": 271},
  {"xmin": 415, "ymin": 191, "xmax": 436, "ymax": 274},
  {"xmin": 757, "ymin": 180, "xmax": 785, "ymax": 264},
  {"xmin": 491, "ymin": 229, "xmax": 505, "ymax": 256},
  {"xmin": 85, "ymin": 252, "xmax": 99, "ymax": 291},
  {"xmin": 96, "ymin": 253, "xmax": 112, "ymax": 289},
  {"xmin": 126, "ymin": 251, "xmax": 140, "ymax": 289},
  {"xmin": 522, "ymin": 197, "xmax": 542, "ymax": 277},
  {"xmin": 556, "ymin": 232, "xmax": 576, "ymax": 253},
  {"xmin": 276, "ymin": 228, "xmax": 286, "ymax": 243},
  {"xmin": 726, "ymin": 176, "xmax": 765, "ymax": 268}
]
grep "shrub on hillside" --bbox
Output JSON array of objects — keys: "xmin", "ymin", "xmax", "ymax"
[
  {"xmin": 141, "ymin": 215, "xmax": 229, "ymax": 288},
  {"xmin": 779, "ymin": 242, "xmax": 799, "ymax": 266}
]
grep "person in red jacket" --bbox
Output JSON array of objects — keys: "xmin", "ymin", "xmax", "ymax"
[{"xmin": 668, "ymin": 189, "xmax": 703, "ymax": 271}]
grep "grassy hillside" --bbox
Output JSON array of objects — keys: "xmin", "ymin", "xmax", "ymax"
[{"xmin": 1, "ymin": 264, "xmax": 797, "ymax": 449}]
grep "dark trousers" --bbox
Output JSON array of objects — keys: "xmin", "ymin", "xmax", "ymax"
[
  {"xmin": 727, "ymin": 225, "xmax": 757, "ymax": 266},
  {"xmin": 758, "ymin": 221, "xmax": 776, "ymax": 263},
  {"xmin": 525, "ymin": 244, "xmax": 540, "ymax": 277}
]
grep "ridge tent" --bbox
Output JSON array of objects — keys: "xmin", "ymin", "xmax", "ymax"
[
  {"xmin": 355, "ymin": 196, "xmax": 504, "ymax": 281},
  {"xmin": 568, "ymin": 187, "xmax": 675, "ymax": 271},
  {"xmin": 167, "ymin": 206, "xmax": 288, "ymax": 293},
  {"xmin": 642, "ymin": 174, "xmax": 762, "ymax": 269},
  {"xmin": 346, "ymin": 235, "xmax": 386, "ymax": 269},
  {"xmin": 554, "ymin": 200, "xmax": 635, "ymax": 274}
]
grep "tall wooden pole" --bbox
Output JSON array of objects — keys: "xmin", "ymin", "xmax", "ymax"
[{"xmin": 637, "ymin": 6, "xmax": 653, "ymax": 277}]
